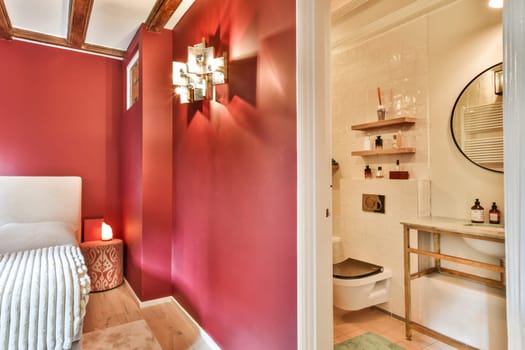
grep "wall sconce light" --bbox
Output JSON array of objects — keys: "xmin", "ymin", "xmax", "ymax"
[
  {"xmin": 488, "ymin": 0, "xmax": 503, "ymax": 8},
  {"xmin": 172, "ymin": 38, "xmax": 228, "ymax": 104},
  {"xmin": 101, "ymin": 222, "xmax": 113, "ymax": 241}
]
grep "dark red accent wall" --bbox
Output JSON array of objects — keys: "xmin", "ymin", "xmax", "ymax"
[
  {"xmin": 171, "ymin": 0, "xmax": 297, "ymax": 348},
  {"xmin": 0, "ymin": 40, "xmax": 122, "ymax": 235},
  {"xmin": 121, "ymin": 26, "xmax": 174, "ymax": 300}
]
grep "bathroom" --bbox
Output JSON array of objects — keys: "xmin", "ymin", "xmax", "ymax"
[{"xmin": 330, "ymin": 0, "xmax": 505, "ymax": 349}]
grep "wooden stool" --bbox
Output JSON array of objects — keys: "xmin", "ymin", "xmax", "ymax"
[{"xmin": 80, "ymin": 239, "xmax": 123, "ymax": 292}]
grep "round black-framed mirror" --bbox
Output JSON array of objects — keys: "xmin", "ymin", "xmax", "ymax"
[{"xmin": 450, "ymin": 63, "xmax": 503, "ymax": 173}]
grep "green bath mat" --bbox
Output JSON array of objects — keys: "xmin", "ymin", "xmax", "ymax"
[{"xmin": 334, "ymin": 332, "xmax": 405, "ymax": 350}]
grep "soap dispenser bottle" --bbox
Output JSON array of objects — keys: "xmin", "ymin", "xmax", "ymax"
[
  {"xmin": 364, "ymin": 165, "xmax": 372, "ymax": 179},
  {"xmin": 375, "ymin": 136, "xmax": 383, "ymax": 150},
  {"xmin": 489, "ymin": 202, "xmax": 501, "ymax": 224},
  {"xmin": 471, "ymin": 199, "xmax": 484, "ymax": 223}
]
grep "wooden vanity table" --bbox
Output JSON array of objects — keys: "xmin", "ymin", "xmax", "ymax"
[{"xmin": 401, "ymin": 217, "xmax": 505, "ymax": 350}]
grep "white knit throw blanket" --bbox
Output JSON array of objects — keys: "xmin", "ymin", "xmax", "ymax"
[{"xmin": 0, "ymin": 245, "xmax": 90, "ymax": 350}]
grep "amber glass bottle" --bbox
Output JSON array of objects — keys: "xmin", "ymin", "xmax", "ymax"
[
  {"xmin": 470, "ymin": 198, "xmax": 484, "ymax": 223},
  {"xmin": 375, "ymin": 136, "xmax": 383, "ymax": 150},
  {"xmin": 489, "ymin": 202, "xmax": 501, "ymax": 224},
  {"xmin": 364, "ymin": 165, "xmax": 372, "ymax": 179}
]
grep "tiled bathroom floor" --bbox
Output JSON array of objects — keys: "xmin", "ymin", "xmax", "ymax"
[{"xmin": 333, "ymin": 307, "xmax": 457, "ymax": 350}]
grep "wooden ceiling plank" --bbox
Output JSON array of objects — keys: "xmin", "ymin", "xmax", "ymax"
[
  {"xmin": 68, "ymin": 0, "xmax": 94, "ymax": 47},
  {"xmin": 146, "ymin": 0, "xmax": 183, "ymax": 32},
  {"xmin": 0, "ymin": 0, "xmax": 12, "ymax": 40}
]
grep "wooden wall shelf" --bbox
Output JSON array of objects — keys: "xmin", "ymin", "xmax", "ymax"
[
  {"xmin": 351, "ymin": 147, "xmax": 416, "ymax": 156},
  {"xmin": 351, "ymin": 117, "xmax": 416, "ymax": 131}
]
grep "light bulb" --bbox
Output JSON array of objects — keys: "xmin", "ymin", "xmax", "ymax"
[{"xmin": 101, "ymin": 222, "xmax": 113, "ymax": 241}]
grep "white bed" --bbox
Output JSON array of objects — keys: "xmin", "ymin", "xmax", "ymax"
[{"xmin": 0, "ymin": 176, "xmax": 90, "ymax": 350}]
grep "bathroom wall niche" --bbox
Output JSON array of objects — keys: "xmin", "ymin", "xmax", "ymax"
[{"xmin": 450, "ymin": 63, "xmax": 503, "ymax": 173}]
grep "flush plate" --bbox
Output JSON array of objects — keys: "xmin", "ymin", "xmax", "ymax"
[{"xmin": 362, "ymin": 194, "xmax": 385, "ymax": 213}]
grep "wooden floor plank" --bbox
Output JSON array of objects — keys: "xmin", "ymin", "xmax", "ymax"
[{"xmin": 82, "ymin": 283, "xmax": 206, "ymax": 350}]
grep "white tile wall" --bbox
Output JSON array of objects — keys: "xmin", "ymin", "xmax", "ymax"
[
  {"xmin": 331, "ymin": 1, "xmax": 506, "ymax": 348},
  {"xmin": 332, "ymin": 17, "xmax": 430, "ymax": 182},
  {"xmin": 331, "ymin": 17, "xmax": 432, "ymax": 318},
  {"xmin": 335, "ymin": 179, "xmax": 430, "ymax": 317}
]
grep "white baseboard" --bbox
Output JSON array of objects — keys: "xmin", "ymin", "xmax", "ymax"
[
  {"xmin": 168, "ymin": 296, "xmax": 221, "ymax": 350},
  {"xmin": 123, "ymin": 279, "xmax": 174, "ymax": 308},
  {"xmin": 123, "ymin": 279, "xmax": 221, "ymax": 349}
]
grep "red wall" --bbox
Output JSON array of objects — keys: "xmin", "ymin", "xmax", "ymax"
[
  {"xmin": 121, "ymin": 27, "xmax": 174, "ymax": 300},
  {"xmin": 0, "ymin": 6, "xmax": 297, "ymax": 346},
  {"xmin": 171, "ymin": 0, "xmax": 297, "ymax": 348},
  {"xmin": 121, "ymin": 36, "xmax": 144, "ymax": 295},
  {"xmin": 0, "ymin": 40, "xmax": 122, "ymax": 236}
]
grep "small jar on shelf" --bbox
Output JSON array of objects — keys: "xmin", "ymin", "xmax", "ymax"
[{"xmin": 376, "ymin": 166, "xmax": 384, "ymax": 178}]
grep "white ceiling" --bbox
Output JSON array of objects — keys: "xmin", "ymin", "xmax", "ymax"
[
  {"xmin": 3, "ymin": 0, "xmax": 195, "ymax": 53},
  {"xmin": 331, "ymin": 0, "xmax": 460, "ymax": 51},
  {"xmin": 85, "ymin": 0, "xmax": 158, "ymax": 50},
  {"xmin": 4, "ymin": 0, "xmax": 69, "ymax": 38},
  {"xmin": 3, "ymin": 0, "xmax": 498, "ymax": 56}
]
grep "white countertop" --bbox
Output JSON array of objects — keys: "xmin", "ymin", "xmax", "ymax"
[{"xmin": 400, "ymin": 216, "xmax": 504, "ymax": 240}]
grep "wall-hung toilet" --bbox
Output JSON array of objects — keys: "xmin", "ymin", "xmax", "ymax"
[{"xmin": 332, "ymin": 236, "xmax": 392, "ymax": 311}]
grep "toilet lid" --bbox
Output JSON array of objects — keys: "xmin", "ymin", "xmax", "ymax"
[{"xmin": 333, "ymin": 258, "xmax": 383, "ymax": 279}]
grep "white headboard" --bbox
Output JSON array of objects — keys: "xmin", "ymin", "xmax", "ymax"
[{"xmin": 0, "ymin": 176, "xmax": 82, "ymax": 241}]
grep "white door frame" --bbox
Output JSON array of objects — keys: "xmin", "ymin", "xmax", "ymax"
[
  {"xmin": 503, "ymin": 2, "xmax": 525, "ymax": 349},
  {"xmin": 296, "ymin": 0, "xmax": 332, "ymax": 349},
  {"xmin": 297, "ymin": 1, "xmax": 525, "ymax": 349}
]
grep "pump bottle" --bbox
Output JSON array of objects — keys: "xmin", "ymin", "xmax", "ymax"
[
  {"xmin": 471, "ymin": 199, "xmax": 484, "ymax": 223},
  {"xmin": 489, "ymin": 202, "xmax": 501, "ymax": 224}
]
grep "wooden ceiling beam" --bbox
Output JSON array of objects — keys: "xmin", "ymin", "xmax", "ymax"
[
  {"xmin": 11, "ymin": 28, "xmax": 68, "ymax": 47},
  {"xmin": 11, "ymin": 27, "xmax": 125, "ymax": 58},
  {"xmin": 81, "ymin": 43, "xmax": 125, "ymax": 58},
  {"xmin": 145, "ymin": 0, "xmax": 182, "ymax": 32},
  {"xmin": 68, "ymin": 0, "xmax": 94, "ymax": 47},
  {"xmin": 0, "ymin": 0, "xmax": 12, "ymax": 40},
  {"xmin": 1, "ymin": 0, "xmax": 127, "ymax": 58}
]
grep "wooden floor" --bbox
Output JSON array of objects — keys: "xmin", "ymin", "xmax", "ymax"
[
  {"xmin": 334, "ymin": 307, "xmax": 456, "ymax": 350},
  {"xmin": 83, "ymin": 283, "xmax": 209, "ymax": 350},
  {"xmin": 85, "ymin": 284, "xmax": 456, "ymax": 350}
]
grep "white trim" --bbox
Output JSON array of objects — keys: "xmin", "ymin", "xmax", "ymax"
[
  {"xmin": 503, "ymin": 1, "xmax": 525, "ymax": 348},
  {"xmin": 123, "ymin": 279, "xmax": 145, "ymax": 307},
  {"xmin": 169, "ymin": 296, "xmax": 221, "ymax": 350},
  {"xmin": 12, "ymin": 37, "xmax": 124, "ymax": 60},
  {"xmin": 331, "ymin": 0, "xmax": 458, "ymax": 53},
  {"xmin": 122, "ymin": 279, "xmax": 221, "ymax": 349},
  {"xmin": 123, "ymin": 279, "xmax": 172, "ymax": 308},
  {"xmin": 331, "ymin": 0, "xmax": 368, "ymax": 24},
  {"xmin": 296, "ymin": 0, "xmax": 332, "ymax": 348}
]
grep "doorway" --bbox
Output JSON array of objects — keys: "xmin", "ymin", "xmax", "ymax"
[{"xmin": 296, "ymin": 0, "xmax": 525, "ymax": 349}]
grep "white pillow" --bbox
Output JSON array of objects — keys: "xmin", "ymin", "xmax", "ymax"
[{"xmin": 0, "ymin": 221, "xmax": 78, "ymax": 254}]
